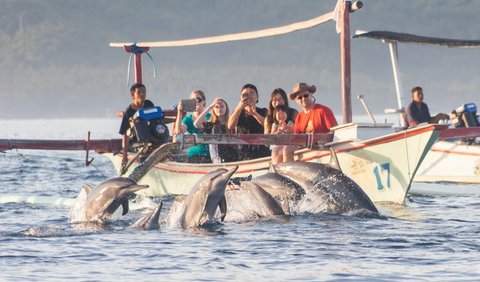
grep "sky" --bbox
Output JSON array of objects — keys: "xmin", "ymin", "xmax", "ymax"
[{"xmin": 0, "ymin": 0, "xmax": 479, "ymax": 122}]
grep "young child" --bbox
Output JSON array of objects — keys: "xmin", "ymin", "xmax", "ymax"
[{"xmin": 270, "ymin": 105, "xmax": 295, "ymax": 164}]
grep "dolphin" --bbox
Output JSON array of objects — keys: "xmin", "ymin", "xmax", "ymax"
[
  {"xmin": 250, "ymin": 169, "xmax": 306, "ymax": 214},
  {"xmin": 166, "ymin": 166, "xmax": 238, "ymax": 229},
  {"xmin": 239, "ymin": 181, "xmax": 286, "ymax": 216},
  {"xmin": 132, "ymin": 202, "xmax": 163, "ymax": 230},
  {"xmin": 272, "ymin": 162, "xmax": 379, "ymax": 214},
  {"xmin": 82, "ymin": 177, "xmax": 149, "ymax": 222}
]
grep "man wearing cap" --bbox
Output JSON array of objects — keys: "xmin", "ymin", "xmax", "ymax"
[{"xmin": 289, "ymin": 83, "xmax": 338, "ymax": 134}]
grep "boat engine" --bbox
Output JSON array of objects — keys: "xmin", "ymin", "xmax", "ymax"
[
  {"xmin": 450, "ymin": 103, "xmax": 479, "ymax": 128},
  {"xmin": 129, "ymin": 106, "xmax": 170, "ymax": 147}
]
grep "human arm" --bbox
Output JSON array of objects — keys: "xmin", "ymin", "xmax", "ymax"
[
  {"xmin": 228, "ymin": 98, "xmax": 248, "ymax": 130},
  {"xmin": 194, "ymin": 99, "xmax": 218, "ymax": 129},
  {"xmin": 282, "ymin": 121, "xmax": 295, "ymax": 134},
  {"xmin": 264, "ymin": 117, "xmax": 272, "ymax": 134},
  {"xmin": 245, "ymin": 106, "xmax": 265, "ymax": 126},
  {"xmin": 173, "ymin": 100, "xmax": 188, "ymax": 134},
  {"xmin": 121, "ymin": 134, "xmax": 129, "ymax": 168}
]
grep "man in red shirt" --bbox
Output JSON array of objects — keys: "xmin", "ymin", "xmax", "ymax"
[{"xmin": 289, "ymin": 83, "xmax": 338, "ymax": 134}]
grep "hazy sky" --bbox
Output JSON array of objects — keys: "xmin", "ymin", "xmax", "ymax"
[{"xmin": 0, "ymin": 0, "xmax": 479, "ymax": 121}]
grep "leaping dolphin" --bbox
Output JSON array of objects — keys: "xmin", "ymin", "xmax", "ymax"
[
  {"xmin": 272, "ymin": 162, "xmax": 379, "ymax": 214},
  {"xmin": 166, "ymin": 166, "xmax": 238, "ymax": 229},
  {"xmin": 81, "ymin": 177, "xmax": 149, "ymax": 222}
]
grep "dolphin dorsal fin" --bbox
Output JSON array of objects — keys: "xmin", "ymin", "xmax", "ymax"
[
  {"xmin": 218, "ymin": 195, "xmax": 227, "ymax": 222},
  {"xmin": 121, "ymin": 199, "xmax": 129, "ymax": 215},
  {"xmin": 268, "ymin": 162, "xmax": 277, "ymax": 173},
  {"xmin": 82, "ymin": 184, "xmax": 93, "ymax": 194}
]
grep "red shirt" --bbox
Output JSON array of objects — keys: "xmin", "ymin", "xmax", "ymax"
[{"xmin": 294, "ymin": 104, "xmax": 338, "ymax": 134}]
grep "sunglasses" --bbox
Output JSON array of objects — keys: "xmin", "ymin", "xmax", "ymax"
[
  {"xmin": 194, "ymin": 97, "xmax": 205, "ymax": 103},
  {"xmin": 214, "ymin": 104, "xmax": 225, "ymax": 109},
  {"xmin": 296, "ymin": 93, "xmax": 310, "ymax": 100}
]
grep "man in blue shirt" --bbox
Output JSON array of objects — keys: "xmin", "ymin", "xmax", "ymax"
[{"xmin": 405, "ymin": 86, "xmax": 449, "ymax": 127}]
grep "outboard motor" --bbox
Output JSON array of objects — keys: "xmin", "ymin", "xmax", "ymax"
[
  {"xmin": 450, "ymin": 103, "xmax": 479, "ymax": 128},
  {"xmin": 450, "ymin": 103, "xmax": 479, "ymax": 145},
  {"xmin": 129, "ymin": 106, "xmax": 170, "ymax": 147}
]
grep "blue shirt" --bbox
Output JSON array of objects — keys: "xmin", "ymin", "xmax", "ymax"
[
  {"xmin": 182, "ymin": 113, "xmax": 212, "ymax": 157},
  {"xmin": 405, "ymin": 101, "xmax": 431, "ymax": 127}
]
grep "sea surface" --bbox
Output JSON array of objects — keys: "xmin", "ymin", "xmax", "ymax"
[{"xmin": 1, "ymin": 118, "xmax": 479, "ymax": 281}]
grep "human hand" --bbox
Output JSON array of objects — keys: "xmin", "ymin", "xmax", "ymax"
[
  {"xmin": 282, "ymin": 123, "xmax": 294, "ymax": 134},
  {"xmin": 177, "ymin": 100, "xmax": 184, "ymax": 111},
  {"xmin": 210, "ymin": 98, "xmax": 222, "ymax": 109},
  {"xmin": 238, "ymin": 96, "xmax": 249, "ymax": 108},
  {"xmin": 244, "ymin": 105, "xmax": 256, "ymax": 116}
]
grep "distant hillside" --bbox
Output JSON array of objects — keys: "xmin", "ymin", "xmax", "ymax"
[{"xmin": 0, "ymin": 0, "xmax": 479, "ymax": 119}]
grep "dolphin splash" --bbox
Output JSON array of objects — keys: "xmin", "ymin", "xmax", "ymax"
[
  {"xmin": 69, "ymin": 177, "xmax": 148, "ymax": 223},
  {"xmin": 272, "ymin": 162, "xmax": 379, "ymax": 214}
]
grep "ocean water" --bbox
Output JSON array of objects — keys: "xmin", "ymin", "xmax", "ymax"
[{"xmin": 1, "ymin": 119, "xmax": 479, "ymax": 281}]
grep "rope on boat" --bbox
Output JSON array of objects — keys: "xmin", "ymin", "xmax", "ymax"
[
  {"xmin": 126, "ymin": 42, "xmax": 158, "ymax": 85},
  {"xmin": 110, "ymin": 10, "xmax": 335, "ymax": 48}
]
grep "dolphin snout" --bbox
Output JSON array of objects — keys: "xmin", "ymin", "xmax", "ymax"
[
  {"xmin": 225, "ymin": 166, "xmax": 239, "ymax": 179},
  {"xmin": 123, "ymin": 184, "xmax": 149, "ymax": 193}
]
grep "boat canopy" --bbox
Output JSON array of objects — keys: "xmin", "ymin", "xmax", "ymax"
[{"xmin": 353, "ymin": 30, "xmax": 480, "ymax": 48}]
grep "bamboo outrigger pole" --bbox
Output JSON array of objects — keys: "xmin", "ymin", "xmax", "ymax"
[{"xmin": 111, "ymin": 0, "xmax": 362, "ymax": 124}]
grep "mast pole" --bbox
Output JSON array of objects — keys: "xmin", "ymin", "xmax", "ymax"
[
  {"xmin": 123, "ymin": 44, "xmax": 150, "ymax": 84},
  {"xmin": 340, "ymin": 0, "xmax": 352, "ymax": 124}
]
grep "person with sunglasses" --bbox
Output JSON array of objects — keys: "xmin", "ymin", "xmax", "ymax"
[
  {"xmin": 228, "ymin": 83, "xmax": 270, "ymax": 160},
  {"xmin": 173, "ymin": 89, "xmax": 212, "ymax": 163},
  {"xmin": 289, "ymin": 82, "xmax": 338, "ymax": 134}
]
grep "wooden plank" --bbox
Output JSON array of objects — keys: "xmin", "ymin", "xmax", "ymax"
[
  {"xmin": 0, "ymin": 139, "xmax": 122, "ymax": 153},
  {"xmin": 176, "ymin": 133, "xmax": 334, "ymax": 146},
  {"xmin": 438, "ymin": 128, "xmax": 480, "ymax": 140},
  {"xmin": 0, "ymin": 133, "xmax": 333, "ymax": 153}
]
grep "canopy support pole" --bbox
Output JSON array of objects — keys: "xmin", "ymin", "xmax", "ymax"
[{"xmin": 387, "ymin": 41, "xmax": 406, "ymax": 127}]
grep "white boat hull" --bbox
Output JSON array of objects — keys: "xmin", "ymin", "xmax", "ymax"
[
  {"xmin": 413, "ymin": 140, "xmax": 480, "ymax": 184},
  {"xmin": 104, "ymin": 123, "xmax": 441, "ymax": 204}
]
